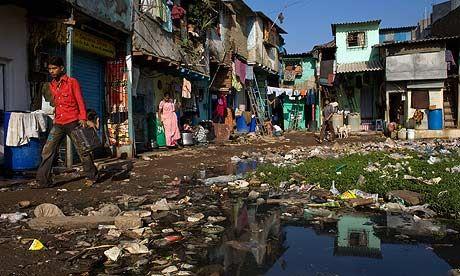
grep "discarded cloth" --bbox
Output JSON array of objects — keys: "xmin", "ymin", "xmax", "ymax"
[{"xmin": 182, "ymin": 78, "xmax": 192, "ymax": 99}]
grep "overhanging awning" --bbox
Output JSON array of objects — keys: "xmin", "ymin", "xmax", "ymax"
[{"xmin": 337, "ymin": 61, "xmax": 384, "ymax": 74}]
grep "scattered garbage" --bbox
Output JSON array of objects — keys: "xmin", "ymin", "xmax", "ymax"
[
  {"xmin": 28, "ymin": 239, "xmax": 46, "ymax": 251},
  {"xmin": 329, "ymin": 181, "xmax": 340, "ymax": 196},
  {"xmin": 428, "ymin": 156, "xmax": 441, "ymax": 165},
  {"xmin": 104, "ymin": 246, "xmax": 122, "ymax": 261},
  {"xmin": 151, "ymin": 198, "xmax": 173, "ymax": 212},
  {"xmin": 122, "ymin": 240, "xmax": 149, "ymax": 254},
  {"xmin": 88, "ymin": 204, "xmax": 121, "ymax": 217},
  {"xmin": 207, "ymin": 216, "xmax": 226, "ymax": 223},
  {"xmin": 187, "ymin": 213, "xmax": 205, "ymax": 223},
  {"xmin": 0, "ymin": 212, "xmax": 27, "ymax": 223},
  {"xmin": 204, "ymin": 175, "xmax": 241, "ymax": 186},
  {"xmin": 114, "ymin": 216, "xmax": 142, "ymax": 230},
  {"xmin": 387, "ymin": 190, "xmax": 424, "ymax": 206},
  {"xmin": 18, "ymin": 200, "xmax": 31, "ymax": 208},
  {"xmin": 34, "ymin": 203, "xmax": 65, "ymax": 218},
  {"xmin": 162, "ymin": 266, "xmax": 178, "ymax": 274},
  {"xmin": 202, "ymin": 224, "xmax": 226, "ymax": 235}
]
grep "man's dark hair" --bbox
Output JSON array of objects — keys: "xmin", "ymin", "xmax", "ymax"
[{"xmin": 48, "ymin": 56, "xmax": 65, "ymax": 67}]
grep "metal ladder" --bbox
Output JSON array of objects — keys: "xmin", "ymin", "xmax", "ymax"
[{"xmin": 248, "ymin": 74, "xmax": 271, "ymax": 135}]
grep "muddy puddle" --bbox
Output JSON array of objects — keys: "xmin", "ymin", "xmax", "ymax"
[
  {"xmin": 200, "ymin": 159, "xmax": 259, "ymax": 179},
  {"xmin": 204, "ymin": 201, "xmax": 460, "ymax": 276}
]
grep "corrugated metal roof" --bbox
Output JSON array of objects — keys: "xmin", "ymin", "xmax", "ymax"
[
  {"xmin": 336, "ymin": 60, "xmax": 383, "ymax": 74},
  {"xmin": 313, "ymin": 40, "xmax": 336, "ymax": 50},
  {"xmin": 284, "ymin": 52, "xmax": 313, "ymax": 58},
  {"xmin": 379, "ymin": 26, "xmax": 417, "ymax": 33},
  {"xmin": 332, "ymin": 19, "xmax": 381, "ymax": 35},
  {"xmin": 373, "ymin": 35, "xmax": 460, "ymax": 48}
]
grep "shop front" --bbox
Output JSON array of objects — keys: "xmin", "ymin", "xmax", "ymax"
[{"xmin": 131, "ymin": 61, "xmax": 211, "ymax": 152}]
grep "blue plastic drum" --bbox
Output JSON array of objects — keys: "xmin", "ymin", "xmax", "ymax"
[
  {"xmin": 428, "ymin": 109, "xmax": 443, "ymax": 130},
  {"xmin": 236, "ymin": 116, "xmax": 250, "ymax": 133}
]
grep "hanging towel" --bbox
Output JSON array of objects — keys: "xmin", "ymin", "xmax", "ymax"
[
  {"xmin": 234, "ymin": 58, "xmax": 247, "ymax": 84},
  {"xmin": 182, "ymin": 78, "xmax": 192, "ymax": 98},
  {"xmin": 246, "ymin": 65, "xmax": 254, "ymax": 80},
  {"xmin": 232, "ymin": 74, "xmax": 243, "ymax": 91},
  {"xmin": 33, "ymin": 111, "xmax": 48, "ymax": 132},
  {"xmin": 6, "ymin": 113, "xmax": 25, "ymax": 147},
  {"xmin": 267, "ymin": 86, "xmax": 293, "ymax": 97}
]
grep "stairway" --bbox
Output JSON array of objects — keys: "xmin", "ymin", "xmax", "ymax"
[
  {"xmin": 248, "ymin": 75, "xmax": 271, "ymax": 135},
  {"xmin": 443, "ymin": 92, "xmax": 456, "ymax": 128}
]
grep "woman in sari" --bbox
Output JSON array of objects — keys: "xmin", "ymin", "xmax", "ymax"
[{"xmin": 159, "ymin": 92, "xmax": 180, "ymax": 147}]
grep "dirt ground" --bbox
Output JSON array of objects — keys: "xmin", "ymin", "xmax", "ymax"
[{"xmin": 0, "ymin": 132, "xmax": 377, "ymax": 275}]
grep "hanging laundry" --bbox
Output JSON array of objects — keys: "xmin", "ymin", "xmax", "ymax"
[
  {"xmin": 446, "ymin": 50, "xmax": 456, "ymax": 71},
  {"xmin": 267, "ymin": 86, "xmax": 293, "ymax": 97},
  {"xmin": 306, "ymin": 89, "xmax": 316, "ymax": 105},
  {"xmin": 232, "ymin": 74, "xmax": 243, "ymax": 92},
  {"xmin": 171, "ymin": 4, "xmax": 186, "ymax": 20},
  {"xmin": 182, "ymin": 78, "xmax": 192, "ymax": 99},
  {"xmin": 246, "ymin": 65, "xmax": 254, "ymax": 80}
]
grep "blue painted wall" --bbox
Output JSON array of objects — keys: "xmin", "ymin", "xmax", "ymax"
[{"xmin": 379, "ymin": 31, "xmax": 412, "ymax": 43}]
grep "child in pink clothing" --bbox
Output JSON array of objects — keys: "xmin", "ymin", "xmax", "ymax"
[{"xmin": 159, "ymin": 92, "xmax": 181, "ymax": 147}]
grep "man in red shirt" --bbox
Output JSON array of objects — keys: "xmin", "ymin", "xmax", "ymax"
[{"xmin": 35, "ymin": 56, "xmax": 98, "ymax": 188}]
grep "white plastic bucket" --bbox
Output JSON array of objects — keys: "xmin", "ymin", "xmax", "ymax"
[
  {"xmin": 407, "ymin": 129, "xmax": 415, "ymax": 140},
  {"xmin": 398, "ymin": 128, "xmax": 407, "ymax": 140}
]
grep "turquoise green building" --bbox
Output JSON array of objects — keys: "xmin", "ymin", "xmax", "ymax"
[
  {"xmin": 281, "ymin": 53, "xmax": 319, "ymax": 130},
  {"xmin": 332, "ymin": 20, "xmax": 385, "ymax": 124}
]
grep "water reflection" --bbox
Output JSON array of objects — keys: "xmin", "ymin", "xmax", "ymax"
[
  {"xmin": 209, "ymin": 202, "xmax": 460, "ymax": 276},
  {"xmin": 209, "ymin": 200, "xmax": 286, "ymax": 275},
  {"xmin": 334, "ymin": 215, "xmax": 382, "ymax": 259}
]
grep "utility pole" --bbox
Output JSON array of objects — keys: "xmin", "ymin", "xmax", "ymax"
[{"xmin": 65, "ymin": 9, "xmax": 74, "ymax": 168}]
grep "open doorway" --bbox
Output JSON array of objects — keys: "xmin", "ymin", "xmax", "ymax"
[{"xmin": 389, "ymin": 93, "xmax": 404, "ymax": 124}]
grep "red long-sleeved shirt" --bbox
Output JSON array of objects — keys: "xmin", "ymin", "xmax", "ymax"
[{"xmin": 50, "ymin": 75, "xmax": 87, "ymax": 125}]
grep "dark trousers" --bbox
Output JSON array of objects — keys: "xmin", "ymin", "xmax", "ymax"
[
  {"xmin": 319, "ymin": 120, "xmax": 335, "ymax": 141},
  {"xmin": 36, "ymin": 121, "xmax": 98, "ymax": 187}
]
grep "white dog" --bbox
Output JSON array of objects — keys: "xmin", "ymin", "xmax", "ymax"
[{"xmin": 337, "ymin": 125, "xmax": 351, "ymax": 139}]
